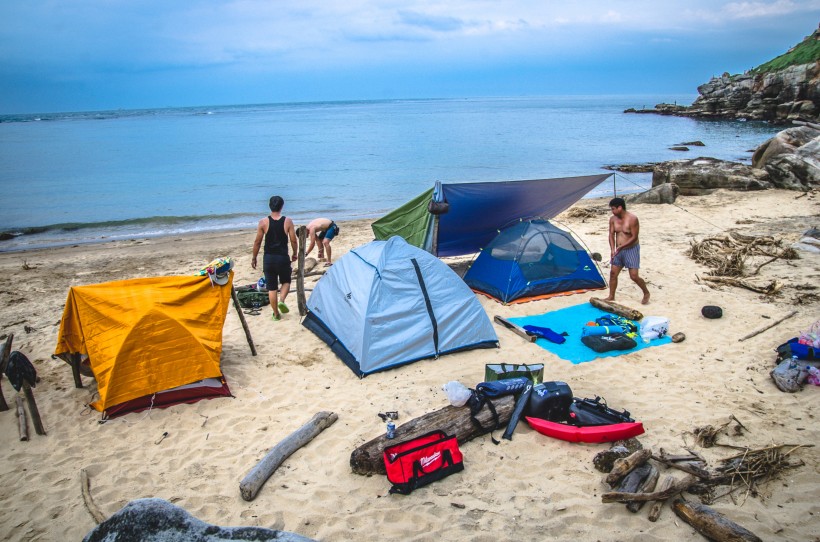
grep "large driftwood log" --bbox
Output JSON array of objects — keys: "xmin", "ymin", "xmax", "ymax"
[
  {"xmin": 626, "ymin": 463, "xmax": 659, "ymax": 513},
  {"xmin": 589, "ymin": 298, "xmax": 643, "ymax": 321},
  {"xmin": 606, "ymin": 448, "xmax": 653, "ymax": 487},
  {"xmin": 16, "ymin": 396, "xmax": 28, "ymax": 441},
  {"xmin": 0, "ymin": 333, "xmax": 13, "ymax": 411},
  {"xmin": 351, "ymin": 395, "xmax": 515, "ymax": 476},
  {"xmin": 672, "ymin": 498, "xmax": 762, "ymax": 542},
  {"xmin": 602, "ymin": 474, "xmax": 696, "ymax": 503},
  {"xmin": 240, "ymin": 411, "xmax": 338, "ymax": 501},
  {"xmin": 647, "ymin": 475, "xmax": 676, "ymax": 522}
]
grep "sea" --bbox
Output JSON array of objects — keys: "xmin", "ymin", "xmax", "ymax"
[{"xmin": 0, "ymin": 95, "xmax": 784, "ymax": 252}]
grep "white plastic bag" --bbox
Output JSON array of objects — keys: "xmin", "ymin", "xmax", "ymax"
[
  {"xmin": 442, "ymin": 381, "xmax": 472, "ymax": 407},
  {"xmin": 640, "ymin": 316, "xmax": 670, "ymax": 342}
]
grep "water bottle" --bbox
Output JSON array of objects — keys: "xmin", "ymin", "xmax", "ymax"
[{"xmin": 386, "ymin": 420, "xmax": 396, "ymax": 439}]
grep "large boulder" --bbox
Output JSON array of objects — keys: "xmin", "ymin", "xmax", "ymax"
[
  {"xmin": 84, "ymin": 498, "xmax": 316, "ymax": 542},
  {"xmin": 625, "ymin": 182, "xmax": 680, "ymax": 204},
  {"xmin": 752, "ymin": 126, "xmax": 820, "ymax": 190},
  {"xmin": 652, "ymin": 158, "xmax": 772, "ymax": 195}
]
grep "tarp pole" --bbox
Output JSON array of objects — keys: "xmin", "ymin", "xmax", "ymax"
[
  {"xmin": 431, "ymin": 215, "xmax": 439, "ymax": 256},
  {"xmin": 231, "ymin": 285, "xmax": 257, "ymax": 356}
]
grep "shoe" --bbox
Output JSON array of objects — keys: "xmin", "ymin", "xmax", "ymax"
[
  {"xmin": 272, "ymin": 312, "xmax": 281, "ymax": 321},
  {"xmin": 278, "ymin": 302, "xmax": 289, "ymax": 314}
]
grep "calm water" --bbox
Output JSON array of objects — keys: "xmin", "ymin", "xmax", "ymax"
[{"xmin": 0, "ymin": 96, "xmax": 782, "ymax": 252}]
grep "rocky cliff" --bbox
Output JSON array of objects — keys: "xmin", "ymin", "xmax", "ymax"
[{"xmin": 628, "ymin": 27, "xmax": 820, "ymax": 123}]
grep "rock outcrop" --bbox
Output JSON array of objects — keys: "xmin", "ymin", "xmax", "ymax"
[
  {"xmin": 84, "ymin": 498, "xmax": 316, "ymax": 542},
  {"xmin": 628, "ymin": 28, "xmax": 820, "ymax": 123},
  {"xmin": 626, "ymin": 182, "xmax": 679, "ymax": 204},
  {"xmin": 752, "ymin": 125, "xmax": 820, "ymax": 190},
  {"xmin": 651, "ymin": 158, "xmax": 772, "ymax": 195}
]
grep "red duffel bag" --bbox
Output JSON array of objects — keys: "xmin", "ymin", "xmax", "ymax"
[{"xmin": 383, "ymin": 430, "xmax": 464, "ymax": 495}]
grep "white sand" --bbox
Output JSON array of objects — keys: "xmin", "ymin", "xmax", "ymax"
[{"xmin": 0, "ymin": 189, "xmax": 818, "ymax": 541}]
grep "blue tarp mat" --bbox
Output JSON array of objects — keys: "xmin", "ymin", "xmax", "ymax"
[{"xmin": 509, "ymin": 303, "xmax": 671, "ymax": 364}]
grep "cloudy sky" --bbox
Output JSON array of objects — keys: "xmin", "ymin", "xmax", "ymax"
[{"xmin": 1, "ymin": 1, "xmax": 818, "ymax": 113}]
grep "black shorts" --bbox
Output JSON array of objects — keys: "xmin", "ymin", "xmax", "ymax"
[{"xmin": 263, "ymin": 254, "xmax": 292, "ymax": 291}]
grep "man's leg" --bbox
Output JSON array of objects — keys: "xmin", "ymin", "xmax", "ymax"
[
  {"xmin": 605, "ymin": 265, "xmax": 622, "ymax": 301},
  {"xmin": 280, "ymin": 281, "xmax": 290, "ymax": 304},
  {"xmin": 628, "ymin": 268, "xmax": 650, "ymax": 305},
  {"xmin": 323, "ymin": 239, "xmax": 332, "ymax": 265}
]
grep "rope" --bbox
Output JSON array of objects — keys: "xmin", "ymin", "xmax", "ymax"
[{"xmin": 613, "ymin": 173, "xmax": 728, "ymax": 233}]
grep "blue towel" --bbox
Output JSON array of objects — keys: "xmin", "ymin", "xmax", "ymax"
[
  {"xmin": 510, "ymin": 302, "xmax": 671, "ymax": 364},
  {"xmin": 522, "ymin": 325, "xmax": 566, "ymax": 344}
]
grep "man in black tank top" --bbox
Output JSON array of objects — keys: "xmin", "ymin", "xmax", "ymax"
[{"xmin": 252, "ymin": 196, "xmax": 298, "ymax": 320}]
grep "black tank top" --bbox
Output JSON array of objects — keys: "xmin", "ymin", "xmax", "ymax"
[{"xmin": 264, "ymin": 216, "xmax": 288, "ymax": 256}]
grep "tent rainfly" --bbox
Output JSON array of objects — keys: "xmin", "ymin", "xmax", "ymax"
[
  {"xmin": 54, "ymin": 273, "xmax": 234, "ymax": 418},
  {"xmin": 372, "ymin": 174, "xmax": 612, "ymax": 257},
  {"xmin": 303, "ymin": 236, "xmax": 498, "ymax": 377}
]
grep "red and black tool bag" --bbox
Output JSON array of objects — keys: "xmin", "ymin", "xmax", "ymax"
[{"xmin": 383, "ymin": 430, "xmax": 464, "ymax": 495}]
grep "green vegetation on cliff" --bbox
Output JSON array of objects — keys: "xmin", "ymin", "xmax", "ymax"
[{"xmin": 751, "ymin": 30, "xmax": 820, "ymax": 74}]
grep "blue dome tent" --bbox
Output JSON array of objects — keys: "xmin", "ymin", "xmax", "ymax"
[
  {"xmin": 464, "ymin": 219, "xmax": 606, "ymax": 304},
  {"xmin": 303, "ymin": 236, "xmax": 498, "ymax": 377}
]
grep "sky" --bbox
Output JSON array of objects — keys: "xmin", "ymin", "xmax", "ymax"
[{"xmin": 1, "ymin": 1, "xmax": 818, "ymax": 114}]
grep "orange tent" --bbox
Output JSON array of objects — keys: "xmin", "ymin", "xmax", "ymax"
[{"xmin": 54, "ymin": 273, "xmax": 233, "ymax": 417}]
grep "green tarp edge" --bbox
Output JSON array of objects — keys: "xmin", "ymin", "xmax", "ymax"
[{"xmin": 371, "ymin": 188, "xmax": 434, "ymax": 248}]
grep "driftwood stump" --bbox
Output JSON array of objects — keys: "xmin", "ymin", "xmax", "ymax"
[
  {"xmin": 240, "ymin": 411, "xmax": 338, "ymax": 501},
  {"xmin": 672, "ymin": 497, "xmax": 762, "ymax": 542},
  {"xmin": 589, "ymin": 298, "xmax": 644, "ymax": 321},
  {"xmin": 350, "ymin": 395, "xmax": 515, "ymax": 476}
]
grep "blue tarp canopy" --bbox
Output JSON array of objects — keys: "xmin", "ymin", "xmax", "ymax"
[{"xmin": 372, "ymin": 174, "xmax": 612, "ymax": 257}]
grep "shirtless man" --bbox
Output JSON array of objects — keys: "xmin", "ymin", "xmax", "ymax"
[
  {"xmin": 305, "ymin": 218, "xmax": 339, "ymax": 265},
  {"xmin": 606, "ymin": 197, "xmax": 650, "ymax": 305}
]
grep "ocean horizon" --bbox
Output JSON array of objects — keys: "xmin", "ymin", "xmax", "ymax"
[{"xmin": 0, "ymin": 95, "xmax": 783, "ymax": 253}]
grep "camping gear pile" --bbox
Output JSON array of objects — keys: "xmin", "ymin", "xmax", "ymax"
[{"xmin": 770, "ymin": 318, "xmax": 820, "ymax": 392}]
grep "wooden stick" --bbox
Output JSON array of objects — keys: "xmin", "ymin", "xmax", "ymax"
[
  {"xmin": 589, "ymin": 297, "xmax": 643, "ymax": 321},
  {"xmin": 493, "ymin": 316, "xmax": 536, "ymax": 343},
  {"xmin": 230, "ymin": 285, "xmax": 257, "ymax": 356},
  {"xmin": 0, "ymin": 333, "xmax": 13, "ymax": 411},
  {"xmin": 16, "ymin": 396, "xmax": 28, "ymax": 441},
  {"xmin": 69, "ymin": 352, "xmax": 84, "ymax": 388},
  {"xmin": 651, "ymin": 454, "xmax": 712, "ymax": 479},
  {"xmin": 606, "ymin": 448, "xmax": 652, "ymax": 487},
  {"xmin": 672, "ymin": 497, "xmax": 762, "ymax": 542},
  {"xmin": 738, "ymin": 310, "xmax": 798, "ymax": 342},
  {"xmin": 81, "ymin": 469, "xmax": 106, "ymax": 524},
  {"xmin": 23, "ymin": 382, "xmax": 46, "ymax": 436},
  {"xmin": 647, "ymin": 475, "xmax": 676, "ymax": 522},
  {"xmin": 626, "ymin": 463, "xmax": 659, "ymax": 513},
  {"xmin": 296, "ymin": 225, "xmax": 307, "ymax": 317},
  {"xmin": 602, "ymin": 474, "xmax": 696, "ymax": 503},
  {"xmin": 240, "ymin": 411, "xmax": 338, "ymax": 501}
]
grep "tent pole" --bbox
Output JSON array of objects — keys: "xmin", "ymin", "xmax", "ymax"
[
  {"xmin": 431, "ymin": 215, "xmax": 440, "ymax": 256},
  {"xmin": 613, "ymin": 174, "xmax": 617, "ymax": 197}
]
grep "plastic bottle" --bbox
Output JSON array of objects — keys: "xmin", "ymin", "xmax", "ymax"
[{"xmin": 386, "ymin": 420, "xmax": 396, "ymax": 439}]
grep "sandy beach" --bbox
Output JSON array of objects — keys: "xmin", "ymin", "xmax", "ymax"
[{"xmin": 0, "ymin": 188, "xmax": 818, "ymax": 541}]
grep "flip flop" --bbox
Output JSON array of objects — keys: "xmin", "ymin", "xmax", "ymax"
[
  {"xmin": 278, "ymin": 302, "xmax": 289, "ymax": 314},
  {"xmin": 271, "ymin": 312, "xmax": 281, "ymax": 321}
]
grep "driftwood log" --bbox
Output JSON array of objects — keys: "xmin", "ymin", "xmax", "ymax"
[
  {"xmin": 602, "ymin": 474, "xmax": 696, "ymax": 503},
  {"xmin": 493, "ymin": 316, "xmax": 536, "ymax": 343},
  {"xmin": 240, "ymin": 411, "xmax": 338, "ymax": 501},
  {"xmin": 16, "ymin": 396, "xmax": 28, "ymax": 441},
  {"xmin": 589, "ymin": 297, "xmax": 643, "ymax": 321},
  {"xmin": 625, "ymin": 463, "xmax": 659, "ymax": 513},
  {"xmin": 230, "ymin": 286, "xmax": 257, "ymax": 357},
  {"xmin": 647, "ymin": 475, "xmax": 676, "ymax": 522},
  {"xmin": 0, "ymin": 333, "xmax": 13, "ymax": 411},
  {"xmin": 672, "ymin": 497, "xmax": 762, "ymax": 542},
  {"xmin": 606, "ymin": 448, "xmax": 653, "ymax": 487},
  {"xmin": 738, "ymin": 310, "xmax": 797, "ymax": 342},
  {"xmin": 351, "ymin": 395, "xmax": 515, "ymax": 476},
  {"xmin": 81, "ymin": 469, "xmax": 107, "ymax": 524}
]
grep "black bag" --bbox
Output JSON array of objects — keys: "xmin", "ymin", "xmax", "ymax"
[
  {"xmin": 526, "ymin": 381, "xmax": 573, "ymax": 422},
  {"xmin": 581, "ymin": 333, "xmax": 637, "ymax": 353},
  {"xmin": 567, "ymin": 397, "xmax": 634, "ymax": 426}
]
